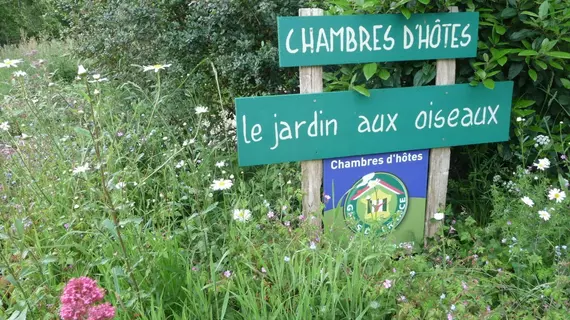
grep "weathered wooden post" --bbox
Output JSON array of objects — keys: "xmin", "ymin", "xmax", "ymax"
[
  {"xmin": 299, "ymin": 8, "xmax": 324, "ymax": 233},
  {"xmin": 424, "ymin": 6, "xmax": 459, "ymax": 246}
]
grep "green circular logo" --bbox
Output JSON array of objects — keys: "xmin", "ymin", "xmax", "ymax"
[{"xmin": 342, "ymin": 172, "xmax": 409, "ymax": 235}]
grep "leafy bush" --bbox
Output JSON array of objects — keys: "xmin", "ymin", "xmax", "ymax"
[
  {"xmin": 61, "ymin": 0, "xmax": 313, "ymax": 106},
  {"xmin": 0, "ymin": 0, "xmax": 62, "ymax": 46}
]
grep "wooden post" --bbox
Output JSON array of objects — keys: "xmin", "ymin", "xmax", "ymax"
[
  {"xmin": 424, "ymin": 6, "xmax": 458, "ymax": 246},
  {"xmin": 299, "ymin": 8, "xmax": 324, "ymax": 233}
]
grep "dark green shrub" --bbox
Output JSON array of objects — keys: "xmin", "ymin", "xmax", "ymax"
[
  {"xmin": 0, "ymin": 0, "xmax": 62, "ymax": 45},
  {"xmin": 62, "ymin": 0, "xmax": 314, "ymax": 105},
  {"xmin": 47, "ymin": 54, "xmax": 78, "ymax": 83}
]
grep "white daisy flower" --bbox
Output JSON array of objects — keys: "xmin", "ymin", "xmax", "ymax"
[
  {"xmin": 521, "ymin": 196, "xmax": 534, "ymax": 207},
  {"xmin": 0, "ymin": 58, "xmax": 23, "ymax": 68},
  {"xmin": 195, "ymin": 106, "xmax": 208, "ymax": 114},
  {"xmin": 534, "ymin": 158, "xmax": 550, "ymax": 170},
  {"xmin": 143, "ymin": 64, "xmax": 171, "ymax": 73},
  {"xmin": 215, "ymin": 161, "xmax": 225, "ymax": 168},
  {"xmin": 233, "ymin": 209, "xmax": 252, "ymax": 222},
  {"xmin": 77, "ymin": 65, "xmax": 87, "ymax": 75},
  {"xmin": 538, "ymin": 210, "xmax": 551, "ymax": 221},
  {"xmin": 88, "ymin": 74, "xmax": 108, "ymax": 83},
  {"xmin": 0, "ymin": 122, "xmax": 9, "ymax": 131},
  {"xmin": 72, "ymin": 163, "xmax": 90, "ymax": 175},
  {"xmin": 548, "ymin": 188, "xmax": 566, "ymax": 203},
  {"xmin": 13, "ymin": 70, "xmax": 27, "ymax": 77},
  {"xmin": 210, "ymin": 179, "xmax": 233, "ymax": 191}
]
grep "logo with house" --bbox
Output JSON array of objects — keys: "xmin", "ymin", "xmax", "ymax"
[{"xmin": 343, "ymin": 172, "xmax": 408, "ymax": 235}]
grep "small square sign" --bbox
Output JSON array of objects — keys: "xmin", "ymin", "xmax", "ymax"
[{"xmin": 323, "ymin": 150, "xmax": 429, "ymax": 248}]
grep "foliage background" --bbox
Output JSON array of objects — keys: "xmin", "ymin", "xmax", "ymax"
[{"xmin": 0, "ymin": 0, "xmax": 63, "ymax": 46}]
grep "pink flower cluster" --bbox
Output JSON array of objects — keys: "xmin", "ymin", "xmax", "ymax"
[{"xmin": 59, "ymin": 276, "xmax": 116, "ymax": 320}]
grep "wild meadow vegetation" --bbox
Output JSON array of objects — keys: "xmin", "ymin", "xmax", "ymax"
[{"xmin": 1, "ymin": 0, "xmax": 570, "ymax": 319}]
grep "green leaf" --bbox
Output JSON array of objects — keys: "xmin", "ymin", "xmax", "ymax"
[
  {"xmin": 378, "ymin": 69, "xmax": 390, "ymax": 81},
  {"xmin": 521, "ymin": 11, "xmax": 539, "ymax": 18},
  {"xmin": 118, "ymin": 217, "xmax": 143, "ymax": 227},
  {"xmin": 500, "ymin": 7, "xmax": 517, "ymax": 19},
  {"xmin": 498, "ymin": 56, "xmax": 508, "ymax": 66},
  {"xmin": 558, "ymin": 174, "xmax": 568, "ymax": 190},
  {"xmin": 42, "ymin": 256, "xmax": 58, "ymax": 264},
  {"xmin": 483, "ymin": 79, "xmax": 495, "ymax": 89},
  {"xmin": 476, "ymin": 69, "xmax": 487, "ymax": 79},
  {"xmin": 561, "ymin": 78, "xmax": 570, "ymax": 90},
  {"xmin": 510, "ymin": 29, "xmax": 537, "ymax": 41},
  {"xmin": 495, "ymin": 25, "xmax": 506, "ymax": 35},
  {"xmin": 534, "ymin": 60, "xmax": 547, "ymax": 70},
  {"xmin": 529, "ymin": 126, "xmax": 546, "ymax": 133},
  {"xmin": 508, "ymin": 63, "xmax": 524, "ymax": 79},
  {"xmin": 400, "ymin": 7, "xmax": 411, "ymax": 20},
  {"xmin": 362, "ymin": 1, "xmax": 375, "ymax": 9},
  {"xmin": 540, "ymin": 38, "xmax": 557, "ymax": 52},
  {"xmin": 74, "ymin": 126, "xmax": 91, "ymax": 138},
  {"xmin": 200, "ymin": 202, "xmax": 219, "ymax": 215},
  {"xmin": 362, "ymin": 63, "xmax": 377, "ymax": 81},
  {"xmin": 518, "ymin": 50, "xmax": 538, "ymax": 56},
  {"xmin": 8, "ymin": 308, "xmax": 27, "ymax": 320},
  {"xmin": 549, "ymin": 61, "xmax": 563, "ymax": 70},
  {"xmin": 546, "ymin": 51, "xmax": 570, "ymax": 59},
  {"xmin": 538, "ymin": 0, "xmax": 550, "ymax": 20},
  {"xmin": 418, "ymin": 0, "xmax": 430, "ymax": 4},
  {"xmin": 528, "ymin": 68, "xmax": 538, "ymax": 81},
  {"xmin": 323, "ymin": 73, "xmax": 337, "ymax": 82},
  {"xmin": 514, "ymin": 99, "xmax": 536, "ymax": 108},
  {"xmin": 490, "ymin": 48, "xmax": 511, "ymax": 59},
  {"xmin": 102, "ymin": 219, "xmax": 119, "ymax": 239},
  {"xmin": 514, "ymin": 109, "xmax": 535, "ymax": 116},
  {"xmin": 353, "ymin": 85, "xmax": 370, "ymax": 97},
  {"xmin": 15, "ymin": 219, "xmax": 24, "ymax": 238}
]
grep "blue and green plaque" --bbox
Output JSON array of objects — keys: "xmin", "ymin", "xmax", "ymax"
[{"xmin": 323, "ymin": 150, "xmax": 429, "ymax": 247}]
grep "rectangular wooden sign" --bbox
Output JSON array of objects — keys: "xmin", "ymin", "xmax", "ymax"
[
  {"xmin": 235, "ymin": 81, "xmax": 513, "ymax": 166},
  {"xmin": 277, "ymin": 12, "xmax": 479, "ymax": 67}
]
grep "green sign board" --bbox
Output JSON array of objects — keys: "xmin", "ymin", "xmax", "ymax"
[
  {"xmin": 277, "ymin": 12, "xmax": 480, "ymax": 67},
  {"xmin": 235, "ymin": 81, "xmax": 514, "ymax": 166}
]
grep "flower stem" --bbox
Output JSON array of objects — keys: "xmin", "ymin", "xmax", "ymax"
[
  {"xmin": 83, "ymin": 79, "xmax": 142, "ymax": 302},
  {"xmin": 0, "ymin": 253, "xmax": 35, "ymax": 316}
]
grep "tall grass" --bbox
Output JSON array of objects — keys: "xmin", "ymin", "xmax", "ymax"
[{"xmin": 1, "ymin": 40, "xmax": 568, "ymax": 320}]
